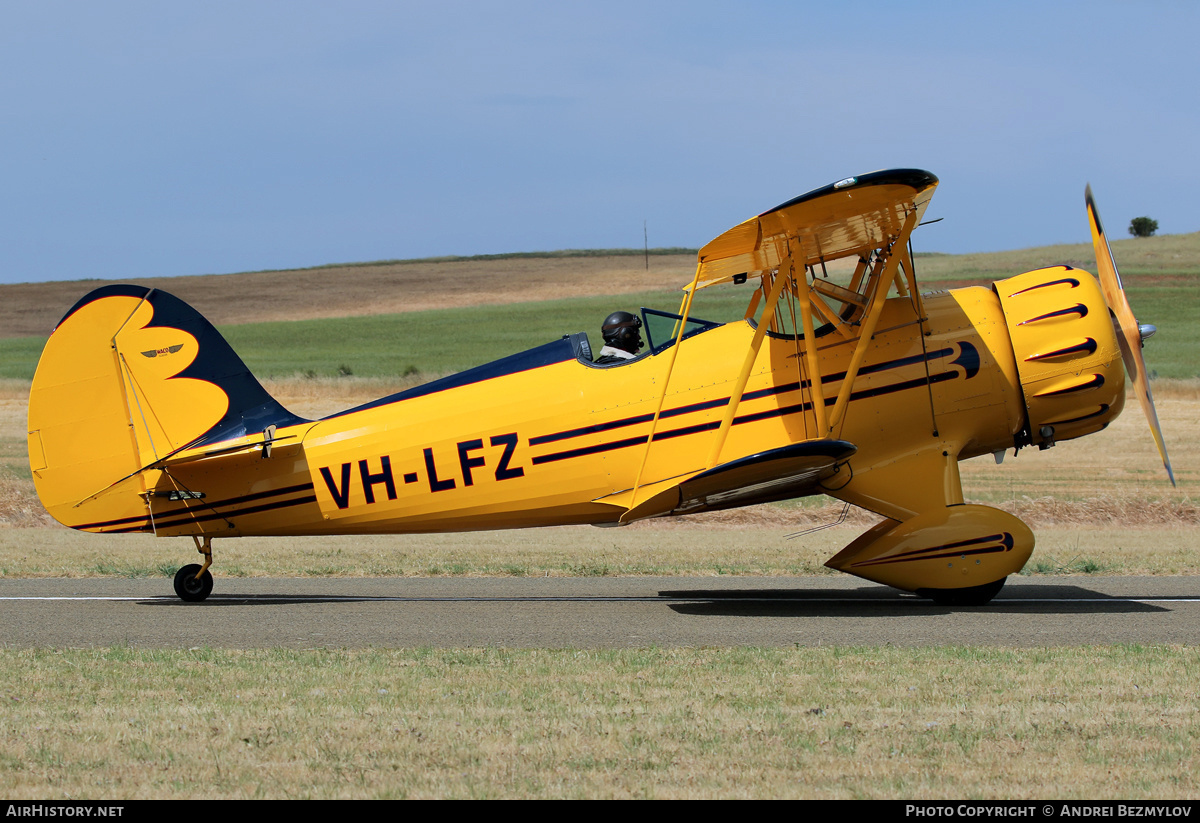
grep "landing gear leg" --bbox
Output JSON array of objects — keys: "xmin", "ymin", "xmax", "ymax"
[{"xmin": 173, "ymin": 536, "xmax": 214, "ymax": 602}]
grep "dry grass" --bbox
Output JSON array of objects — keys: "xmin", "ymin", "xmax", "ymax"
[
  {"xmin": 0, "ymin": 475, "xmax": 53, "ymax": 530},
  {"xmin": 259, "ymin": 374, "xmax": 442, "ymax": 420},
  {"xmin": 4, "ymin": 229, "xmax": 1195, "ymax": 339},
  {"xmin": 958, "ymin": 380, "xmax": 1197, "ymax": 506},
  {"xmin": 3, "ymin": 521, "xmax": 1197, "ymax": 580},
  {"xmin": 1, "ymin": 645, "xmax": 1197, "ymax": 799},
  {"xmin": 0, "ymin": 255, "xmax": 697, "ymax": 339},
  {"xmin": 912, "ymin": 231, "xmax": 1200, "ymax": 283},
  {"xmin": 0, "ymin": 381, "xmax": 45, "ymax": 529}
]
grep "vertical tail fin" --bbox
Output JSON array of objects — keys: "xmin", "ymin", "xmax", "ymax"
[{"xmin": 27, "ymin": 285, "xmax": 306, "ymax": 530}]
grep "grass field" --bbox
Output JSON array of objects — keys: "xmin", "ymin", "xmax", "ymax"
[
  {"xmin": 0, "ymin": 285, "xmax": 751, "ymax": 380},
  {"xmin": 2, "ymin": 645, "xmax": 1198, "ymax": 799},
  {"xmin": 1, "ymin": 279, "xmax": 1195, "ymax": 381},
  {"xmin": 0, "ymin": 282, "xmax": 1196, "ymax": 381},
  {"xmin": 2, "ymin": 232, "xmax": 1197, "ymax": 380}
]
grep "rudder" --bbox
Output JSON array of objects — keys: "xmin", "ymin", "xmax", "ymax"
[{"xmin": 27, "ymin": 285, "xmax": 305, "ymax": 530}]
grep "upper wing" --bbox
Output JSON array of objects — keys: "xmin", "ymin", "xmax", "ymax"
[{"xmin": 694, "ymin": 169, "xmax": 939, "ymax": 289}]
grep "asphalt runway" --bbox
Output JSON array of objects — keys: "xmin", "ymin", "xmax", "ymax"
[{"xmin": 1, "ymin": 576, "xmax": 1197, "ymax": 648}]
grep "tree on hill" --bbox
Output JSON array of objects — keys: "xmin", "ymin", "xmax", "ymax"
[{"xmin": 1129, "ymin": 216, "xmax": 1159, "ymax": 238}]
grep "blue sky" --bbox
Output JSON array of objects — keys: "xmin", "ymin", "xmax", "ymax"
[{"xmin": 1, "ymin": 1, "xmax": 1197, "ymax": 284}]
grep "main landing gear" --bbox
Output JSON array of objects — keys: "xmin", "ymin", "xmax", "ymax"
[{"xmin": 173, "ymin": 535, "xmax": 214, "ymax": 602}]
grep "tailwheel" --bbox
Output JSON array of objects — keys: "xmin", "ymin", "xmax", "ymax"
[
  {"xmin": 173, "ymin": 564, "xmax": 214, "ymax": 602},
  {"xmin": 173, "ymin": 536, "xmax": 214, "ymax": 602},
  {"xmin": 916, "ymin": 576, "xmax": 1006, "ymax": 607}
]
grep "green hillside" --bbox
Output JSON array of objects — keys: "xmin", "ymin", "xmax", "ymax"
[{"xmin": 2, "ymin": 235, "xmax": 1197, "ymax": 380}]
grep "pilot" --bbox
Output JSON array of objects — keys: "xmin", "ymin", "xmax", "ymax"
[{"xmin": 595, "ymin": 311, "xmax": 644, "ymax": 364}]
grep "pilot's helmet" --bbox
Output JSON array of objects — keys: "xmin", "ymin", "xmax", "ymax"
[{"xmin": 601, "ymin": 311, "xmax": 643, "ymax": 352}]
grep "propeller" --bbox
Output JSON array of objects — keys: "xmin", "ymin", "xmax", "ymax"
[{"xmin": 1085, "ymin": 185, "xmax": 1176, "ymax": 486}]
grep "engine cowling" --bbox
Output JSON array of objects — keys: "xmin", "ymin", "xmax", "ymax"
[{"xmin": 993, "ymin": 266, "xmax": 1126, "ymax": 449}]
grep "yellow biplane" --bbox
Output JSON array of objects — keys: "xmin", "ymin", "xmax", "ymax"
[{"xmin": 26, "ymin": 169, "xmax": 1174, "ymax": 605}]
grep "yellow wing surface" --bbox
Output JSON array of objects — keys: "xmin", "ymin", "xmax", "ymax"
[{"xmin": 693, "ymin": 169, "xmax": 939, "ymax": 288}]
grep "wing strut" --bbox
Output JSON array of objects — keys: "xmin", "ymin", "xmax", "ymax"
[
  {"xmin": 825, "ymin": 209, "xmax": 920, "ymax": 435},
  {"xmin": 900, "ymin": 236, "xmax": 926, "ymax": 320},
  {"xmin": 791, "ymin": 250, "xmax": 829, "ymax": 439},
  {"xmin": 905, "ymin": 237, "xmax": 940, "ymax": 437},
  {"xmin": 628, "ymin": 262, "xmax": 705, "ymax": 502},
  {"xmin": 706, "ymin": 259, "xmax": 792, "ymax": 468}
]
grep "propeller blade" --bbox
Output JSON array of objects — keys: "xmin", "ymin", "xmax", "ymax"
[{"xmin": 1085, "ymin": 185, "xmax": 1176, "ymax": 486}]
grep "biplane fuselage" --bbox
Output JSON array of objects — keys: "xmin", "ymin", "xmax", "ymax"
[{"xmin": 27, "ymin": 169, "xmax": 1151, "ymax": 602}]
